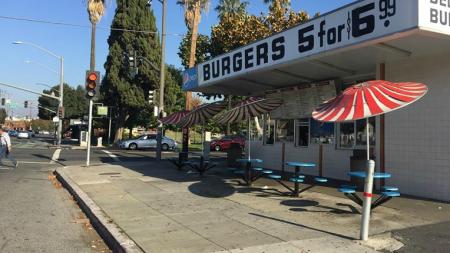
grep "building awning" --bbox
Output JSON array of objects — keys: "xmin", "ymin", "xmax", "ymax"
[{"xmin": 182, "ymin": 0, "xmax": 450, "ymax": 96}]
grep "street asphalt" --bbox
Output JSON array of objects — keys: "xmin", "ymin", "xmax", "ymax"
[{"xmin": 0, "ymin": 136, "xmax": 110, "ymax": 253}]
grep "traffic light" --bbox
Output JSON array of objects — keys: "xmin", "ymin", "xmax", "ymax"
[
  {"xmin": 58, "ymin": 107, "xmax": 64, "ymax": 119},
  {"xmin": 1, "ymin": 98, "xmax": 5, "ymax": 106},
  {"xmin": 148, "ymin": 90, "xmax": 155, "ymax": 104},
  {"xmin": 85, "ymin": 70, "xmax": 100, "ymax": 99},
  {"xmin": 24, "ymin": 100, "xmax": 28, "ymax": 108}
]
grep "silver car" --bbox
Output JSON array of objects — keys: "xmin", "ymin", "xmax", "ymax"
[
  {"xmin": 17, "ymin": 131, "xmax": 31, "ymax": 139},
  {"xmin": 120, "ymin": 134, "xmax": 177, "ymax": 151}
]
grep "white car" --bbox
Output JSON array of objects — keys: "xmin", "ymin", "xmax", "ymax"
[
  {"xmin": 120, "ymin": 135, "xmax": 177, "ymax": 151},
  {"xmin": 17, "ymin": 131, "xmax": 31, "ymax": 139}
]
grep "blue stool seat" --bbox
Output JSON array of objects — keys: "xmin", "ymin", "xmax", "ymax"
[
  {"xmin": 234, "ymin": 170, "xmax": 245, "ymax": 174},
  {"xmin": 268, "ymin": 175, "xmax": 282, "ymax": 180},
  {"xmin": 262, "ymin": 170, "xmax": 273, "ymax": 174},
  {"xmin": 295, "ymin": 175, "xmax": 306, "ymax": 179},
  {"xmin": 382, "ymin": 186, "xmax": 399, "ymax": 192},
  {"xmin": 382, "ymin": 191, "xmax": 400, "ymax": 197},
  {"xmin": 252, "ymin": 167, "xmax": 264, "ymax": 171},
  {"xmin": 339, "ymin": 188, "xmax": 356, "ymax": 193},
  {"xmin": 289, "ymin": 178, "xmax": 304, "ymax": 183},
  {"xmin": 314, "ymin": 177, "xmax": 328, "ymax": 183},
  {"xmin": 341, "ymin": 184, "xmax": 357, "ymax": 189}
]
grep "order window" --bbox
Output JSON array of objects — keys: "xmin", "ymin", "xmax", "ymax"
[
  {"xmin": 295, "ymin": 118, "xmax": 310, "ymax": 147},
  {"xmin": 310, "ymin": 119, "xmax": 335, "ymax": 144},
  {"xmin": 263, "ymin": 116, "xmax": 275, "ymax": 145},
  {"xmin": 338, "ymin": 117, "xmax": 376, "ymax": 149},
  {"xmin": 276, "ymin": 119, "xmax": 295, "ymax": 142}
]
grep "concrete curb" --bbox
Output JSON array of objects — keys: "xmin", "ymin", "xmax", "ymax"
[{"xmin": 55, "ymin": 167, "xmax": 144, "ymax": 253}]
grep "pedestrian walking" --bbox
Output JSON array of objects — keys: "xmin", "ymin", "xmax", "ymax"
[{"xmin": 0, "ymin": 127, "xmax": 18, "ymax": 168}]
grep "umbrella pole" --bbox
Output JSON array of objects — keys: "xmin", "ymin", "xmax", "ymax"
[
  {"xmin": 360, "ymin": 118, "xmax": 375, "ymax": 241},
  {"xmin": 248, "ymin": 118, "xmax": 251, "ymax": 160}
]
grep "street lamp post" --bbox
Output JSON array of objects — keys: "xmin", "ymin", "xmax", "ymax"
[{"xmin": 14, "ymin": 41, "xmax": 64, "ymax": 148}]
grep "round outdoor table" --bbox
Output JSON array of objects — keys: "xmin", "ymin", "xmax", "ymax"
[
  {"xmin": 348, "ymin": 171, "xmax": 391, "ymax": 179},
  {"xmin": 285, "ymin": 162, "xmax": 316, "ymax": 196},
  {"xmin": 237, "ymin": 159, "xmax": 263, "ymax": 186}
]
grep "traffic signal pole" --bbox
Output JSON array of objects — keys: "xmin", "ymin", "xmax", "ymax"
[
  {"xmin": 156, "ymin": 0, "xmax": 166, "ymax": 161},
  {"xmin": 86, "ymin": 99, "xmax": 93, "ymax": 166},
  {"xmin": 58, "ymin": 57, "xmax": 64, "ymax": 148}
]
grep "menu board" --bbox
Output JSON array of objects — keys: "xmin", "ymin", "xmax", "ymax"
[{"xmin": 268, "ymin": 80, "xmax": 337, "ymax": 119}]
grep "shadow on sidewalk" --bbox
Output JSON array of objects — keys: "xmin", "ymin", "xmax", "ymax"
[{"xmin": 249, "ymin": 212, "xmax": 356, "ymax": 240}]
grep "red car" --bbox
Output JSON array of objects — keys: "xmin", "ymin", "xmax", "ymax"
[{"xmin": 210, "ymin": 135, "xmax": 245, "ymax": 151}]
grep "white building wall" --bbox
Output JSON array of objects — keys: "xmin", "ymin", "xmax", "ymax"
[{"xmin": 385, "ymin": 52, "xmax": 450, "ymax": 202}]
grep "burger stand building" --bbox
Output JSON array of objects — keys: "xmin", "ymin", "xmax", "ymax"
[{"xmin": 183, "ymin": 0, "xmax": 450, "ymax": 202}]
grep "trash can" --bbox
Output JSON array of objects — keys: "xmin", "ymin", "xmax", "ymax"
[
  {"xmin": 350, "ymin": 149, "xmax": 375, "ymax": 190},
  {"xmin": 227, "ymin": 143, "xmax": 243, "ymax": 168}
]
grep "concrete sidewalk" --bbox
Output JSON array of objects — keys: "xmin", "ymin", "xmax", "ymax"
[{"xmin": 56, "ymin": 161, "xmax": 450, "ymax": 253}]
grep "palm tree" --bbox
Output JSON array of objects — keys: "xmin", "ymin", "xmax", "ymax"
[
  {"xmin": 87, "ymin": 0, "xmax": 106, "ymax": 70},
  {"xmin": 215, "ymin": 0, "xmax": 249, "ymax": 19},
  {"xmin": 264, "ymin": 0, "xmax": 290, "ymax": 12},
  {"xmin": 177, "ymin": 0, "xmax": 209, "ymax": 110}
]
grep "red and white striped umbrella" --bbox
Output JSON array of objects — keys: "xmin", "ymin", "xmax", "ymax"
[
  {"xmin": 217, "ymin": 97, "xmax": 283, "ymax": 124},
  {"xmin": 160, "ymin": 110, "xmax": 190, "ymax": 125},
  {"xmin": 177, "ymin": 101, "xmax": 227, "ymax": 128},
  {"xmin": 312, "ymin": 80, "xmax": 428, "ymax": 122},
  {"xmin": 217, "ymin": 97, "xmax": 283, "ymax": 160},
  {"xmin": 312, "ymin": 80, "xmax": 428, "ymax": 241}
]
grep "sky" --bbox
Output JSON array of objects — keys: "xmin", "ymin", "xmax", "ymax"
[{"xmin": 0, "ymin": 0, "xmax": 353, "ymax": 118}]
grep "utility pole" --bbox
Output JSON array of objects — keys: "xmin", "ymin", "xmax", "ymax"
[{"xmin": 156, "ymin": 0, "xmax": 166, "ymax": 161}]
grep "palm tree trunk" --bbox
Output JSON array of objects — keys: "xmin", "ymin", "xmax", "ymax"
[
  {"xmin": 227, "ymin": 95, "xmax": 231, "ymax": 135},
  {"xmin": 185, "ymin": 1, "xmax": 201, "ymax": 111},
  {"xmin": 90, "ymin": 23, "xmax": 96, "ymax": 71}
]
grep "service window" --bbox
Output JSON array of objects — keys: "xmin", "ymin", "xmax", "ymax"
[
  {"xmin": 310, "ymin": 119, "xmax": 334, "ymax": 144},
  {"xmin": 295, "ymin": 118, "xmax": 310, "ymax": 147},
  {"xmin": 338, "ymin": 117, "xmax": 375, "ymax": 149},
  {"xmin": 355, "ymin": 117, "xmax": 376, "ymax": 147},
  {"xmin": 276, "ymin": 119, "xmax": 295, "ymax": 142},
  {"xmin": 338, "ymin": 122, "xmax": 354, "ymax": 148},
  {"xmin": 263, "ymin": 116, "xmax": 275, "ymax": 145}
]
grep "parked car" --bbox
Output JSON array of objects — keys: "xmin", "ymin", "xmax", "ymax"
[
  {"xmin": 210, "ymin": 135, "xmax": 245, "ymax": 151},
  {"xmin": 8, "ymin": 130, "xmax": 18, "ymax": 137},
  {"xmin": 27, "ymin": 130, "xmax": 35, "ymax": 138},
  {"xmin": 17, "ymin": 131, "xmax": 31, "ymax": 139},
  {"xmin": 119, "ymin": 134, "xmax": 177, "ymax": 151}
]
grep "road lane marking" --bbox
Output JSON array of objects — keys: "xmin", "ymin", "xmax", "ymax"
[
  {"xmin": 50, "ymin": 148, "xmax": 61, "ymax": 164},
  {"xmin": 102, "ymin": 150, "xmax": 120, "ymax": 162}
]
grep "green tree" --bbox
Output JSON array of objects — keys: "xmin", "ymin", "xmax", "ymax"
[
  {"xmin": 101, "ymin": 0, "xmax": 161, "ymax": 142},
  {"xmin": 215, "ymin": 0, "xmax": 249, "ymax": 19},
  {"xmin": 30, "ymin": 119, "xmax": 54, "ymax": 132},
  {"xmin": 38, "ymin": 84, "xmax": 87, "ymax": 120},
  {"xmin": 164, "ymin": 65, "xmax": 186, "ymax": 114},
  {"xmin": 0, "ymin": 108, "xmax": 6, "ymax": 124},
  {"xmin": 178, "ymin": 34, "xmax": 210, "ymax": 69}
]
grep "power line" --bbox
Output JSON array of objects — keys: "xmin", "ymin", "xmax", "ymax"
[{"xmin": 0, "ymin": 15, "xmax": 185, "ymax": 36}]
